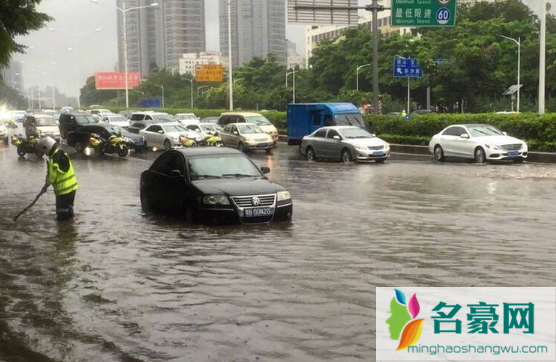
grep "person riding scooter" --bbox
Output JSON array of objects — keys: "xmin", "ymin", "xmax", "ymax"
[{"xmin": 37, "ymin": 137, "xmax": 78, "ymax": 221}]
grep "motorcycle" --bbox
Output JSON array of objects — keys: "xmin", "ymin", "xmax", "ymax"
[
  {"xmin": 179, "ymin": 134, "xmax": 198, "ymax": 147},
  {"xmin": 198, "ymin": 134, "xmax": 223, "ymax": 147},
  {"xmin": 89, "ymin": 133, "xmax": 130, "ymax": 157},
  {"xmin": 11, "ymin": 133, "xmax": 44, "ymax": 157}
]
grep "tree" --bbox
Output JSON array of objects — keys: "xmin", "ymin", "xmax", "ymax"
[{"xmin": 0, "ymin": 0, "xmax": 51, "ymax": 67}]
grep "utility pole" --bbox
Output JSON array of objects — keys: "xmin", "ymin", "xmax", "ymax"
[
  {"xmin": 227, "ymin": 0, "xmax": 234, "ymax": 110},
  {"xmin": 293, "ymin": 1, "xmax": 387, "ymax": 114},
  {"xmin": 539, "ymin": 1, "xmax": 547, "ymax": 114}
]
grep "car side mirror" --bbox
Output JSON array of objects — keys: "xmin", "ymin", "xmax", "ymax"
[
  {"xmin": 503, "ymin": 132, "xmax": 508, "ymax": 136},
  {"xmin": 158, "ymin": 130, "xmax": 164, "ymax": 134},
  {"xmin": 460, "ymin": 134, "xmax": 470, "ymax": 139},
  {"xmin": 233, "ymin": 131, "xmax": 238, "ymax": 135},
  {"xmin": 261, "ymin": 166, "xmax": 271, "ymax": 174},
  {"xmin": 168, "ymin": 169, "xmax": 182, "ymax": 177},
  {"xmin": 333, "ymin": 135, "xmax": 341, "ymax": 140}
]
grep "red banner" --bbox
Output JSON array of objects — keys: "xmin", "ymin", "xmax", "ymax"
[{"xmin": 95, "ymin": 72, "xmax": 141, "ymax": 90}]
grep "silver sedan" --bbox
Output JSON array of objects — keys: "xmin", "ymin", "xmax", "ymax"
[{"xmin": 299, "ymin": 126, "xmax": 390, "ymax": 163}]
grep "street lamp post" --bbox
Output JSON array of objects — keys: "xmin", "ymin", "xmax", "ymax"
[
  {"xmin": 198, "ymin": 86, "xmax": 209, "ymax": 97},
  {"xmin": 499, "ymin": 35, "xmax": 521, "ymax": 113},
  {"xmin": 356, "ymin": 63, "xmax": 371, "ymax": 92},
  {"xmin": 109, "ymin": 1, "xmax": 159, "ymax": 109},
  {"xmin": 155, "ymin": 84, "xmax": 164, "ymax": 108},
  {"xmin": 184, "ymin": 78, "xmax": 194, "ymax": 109},
  {"xmin": 539, "ymin": 1, "xmax": 547, "ymax": 114},
  {"xmin": 227, "ymin": 0, "xmax": 234, "ymax": 110},
  {"xmin": 286, "ymin": 69, "xmax": 296, "ymax": 103}
]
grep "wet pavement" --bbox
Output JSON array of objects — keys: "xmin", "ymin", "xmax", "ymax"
[{"xmin": 1, "ymin": 141, "xmax": 556, "ymax": 361}]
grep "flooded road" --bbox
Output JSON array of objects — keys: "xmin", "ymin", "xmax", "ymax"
[{"xmin": 1, "ymin": 143, "xmax": 556, "ymax": 361}]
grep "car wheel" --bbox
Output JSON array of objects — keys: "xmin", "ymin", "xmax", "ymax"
[
  {"xmin": 75, "ymin": 142, "xmax": 84, "ymax": 153},
  {"xmin": 237, "ymin": 142, "xmax": 245, "ymax": 152},
  {"xmin": 164, "ymin": 139, "xmax": 171, "ymax": 151},
  {"xmin": 35, "ymin": 149, "xmax": 44, "ymax": 158},
  {"xmin": 474, "ymin": 147, "xmax": 486, "ymax": 164},
  {"xmin": 340, "ymin": 148, "xmax": 352, "ymax": 164},
  {"xmin": 140, "ymin": 187, "xmax": 152, "ymax": 212},
  {"xmin": 305, "ymin": 146, "xmax": 316, "ymax": 161},
  {"xmin": 434, "ymin": 145, "xmax": 445, "ymax": 162}
]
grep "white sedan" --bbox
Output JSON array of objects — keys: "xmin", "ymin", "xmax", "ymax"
[
  {"xmin": 139, "ymin": 123, "xmax": 201, "ymax": 150},
  {"xmin": 102, "ymin": 115, "xmax": 130, "ymax": 128},
  {"xmin": 429, "ymin": 124, "xmax": 528, "ymax": 163}
]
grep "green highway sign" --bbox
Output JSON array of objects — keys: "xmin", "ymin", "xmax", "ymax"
[{"xmin": 392, "ymin": 0, "xmax": 457, "ymax": 27}]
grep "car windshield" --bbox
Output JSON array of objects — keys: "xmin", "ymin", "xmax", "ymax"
[
  {"xmin": 467, "ymin": 125, "xmax": 504, "ymax": 137},
  {"xmin": 75, "ymin": 115, "xmax": 99, "ymax": 124},
  {"xmin": 178, "ymin": 114, "xmax": 196, "ymax": 120},
  {"xmin": 163, "ymin": 125, "xmax": 187, "ymax": 133},
  {"xmin": 245, "ymin": 116, "xmax": 271, "ymax": 126},
  {"xmin": 335, "ymin": 114, "xmax": 365, "ymax": 127},
  {"xmin": 339, "ymin": 128, "xmax": 374, "ymax": 139},
  {"xmin": 152, "ymin": 115, "xmax": 175, "ymax": 122},
  {"xmin": 238, "ymin": 124, "xmax": 262, "ymax": 134},
  {"xmin": 36, "ymin": 116, "xmax": 56, "ymax": 126},
  {"xmin": 188, "ymin": 154, "xmax": 261, "ymax": 180}
]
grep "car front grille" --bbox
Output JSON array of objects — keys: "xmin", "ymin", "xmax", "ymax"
[
  {"xmin": 501, "ymin": 143, "xmax": 522, "ymax": 151},
  {"xmin": 232, "ymin": 194, "xmax": 275, "ymax": 207},
  {"xmin": 255, "ymin": 138, "xmax": 267, "ymax": 142},
  {"xmin": 367, "ymin": 145, "xmax": 384, "ymax": 150}
]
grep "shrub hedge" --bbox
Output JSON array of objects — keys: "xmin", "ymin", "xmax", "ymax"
[{"xmin": 366, "ymin": 113, "xmax": 556, "ymax": 152}]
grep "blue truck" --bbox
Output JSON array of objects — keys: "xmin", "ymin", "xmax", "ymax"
[{"xmin": 286, "ymin": 103, "xmax": 365, "ymax": 145}]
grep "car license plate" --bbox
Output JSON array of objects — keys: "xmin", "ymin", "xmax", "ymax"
[
  {"xmin": 373, "ymin": 151, "xmax": 384, "ymax": 156},
  {"xmin": 244, "ymin": 207, "xmax": 272, "ymax": 217},
  {"xmin": 508, "ymin": 151, "xmax": 519, "ymax": 157},
  {"xmin": 257, "ymin": 143, "xmax": 270, "ymax": 148}
]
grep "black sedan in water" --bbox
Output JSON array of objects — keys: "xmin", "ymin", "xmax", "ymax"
[{"xmin": 140, "ymin": 148, "xmax": 293, "ymax": 223}]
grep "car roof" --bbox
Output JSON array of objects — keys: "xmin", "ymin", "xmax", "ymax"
[
  {"xmin": 448, "ymin": 124, "xmax": 491, "ymax": 128},
  {"xmin": 144, "ymin": 122, "xmax": 181, "ymax": 127},
  {"xmin": 315, "ymin": 126, "xmax": 361, "ymax": 131},
  {"xmin": 225, "ymin": 122, "xmax": 258, "ymax": 127},
  {"xmin": 175, "ymin": 147, "xmax": 244, "ymax": 157},
  {"xmin": 220, "ymin": 112, "xmax": 262, "ymax": 117}
]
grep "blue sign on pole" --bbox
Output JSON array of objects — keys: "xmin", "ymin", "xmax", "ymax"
[{"xmin": 393, "ymin": 58, "xmax": 423, "ymax": 78}]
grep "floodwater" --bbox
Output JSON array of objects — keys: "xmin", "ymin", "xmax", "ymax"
[{"xmin": 1, "ymin": 142, "xmax": 556, "ymax": 361}]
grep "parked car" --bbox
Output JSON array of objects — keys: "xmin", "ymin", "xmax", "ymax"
[
  {"xmin": 129, "ymin": 112, "xmax": 170, "ymax": 123},
  {"xmin": 429, "ymin": 124, "xmax": 528, "ymax": 163},
  {"xmin": 300, "ymin": 126, "xmax": 390, "ymax": 163},
  {"xmin": 184, "ymin": 123, "xmax": 223, "ymax": 136},
  {"xmin": 102, "ymin": 115, "xmax": 130, "ymax": 128},
  {"xmin": 121, "ymin": 128, "xmax": 146, "ymax": 152},
  {"xmin": 287, "ymin": 103, "xmax": 365, "ymax": 145},
  {"xmin": 218, "ymin": 112, "xmax": 279, "ymax": 145},
  {"xmin": 10, "ymin": 110, "xmax": 27, "ymax": 121},
  {"xmin": 219, "ymin": 123, "xmax": 274, "ymax": 154},
  {"xmin": 59, "ymin": 112, "xmax": 100, "ymax": 139},
  {"xmin": 175, "ymin": 113, "xmax": 199, "ymax": 125},
  {"xmin": 66, "ymin": 123, "xmax": 133, "ymax": 153},
  {"xmin": 200, "ymin": 116, "xmax": 219, "ymax": 124},
  {"xmin": 24, "ymin": 114, "xmax": 60, "ymax": 140},
  {"xmin": 127, "ymin": 114, "xmax": 176, "ymax": 134},
  {"xmin": 89, "ymin": 108, "xmax": 111, "ymax": 116},
  {"xmin": 119, "ymin": 110, "xmax": 138, "ymax": 120},
  {"xmin": 139, "ymin": 123, "xmax": 200, "ymax": 150},
  {"xmin": 139, "ymin": 147, "xmax": 293, "ymax": 223}
]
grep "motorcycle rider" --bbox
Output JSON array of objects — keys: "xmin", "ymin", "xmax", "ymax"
[
  {"xmin": 23, "ymin": 115, "xmax": 38, "ymax": 139},
  {"xmin": 37, "ymin": 137, "xmax": 78, "ymax": 221}
]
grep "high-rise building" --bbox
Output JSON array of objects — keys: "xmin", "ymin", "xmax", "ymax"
[
  {"xmin": 219, "ymin": 0, "xmax": 287, "ymax": 67},
  {"xmin": 116, "ymin": 0, "xmax": 206, "ymax": 76},
  {"xmin": 1, "ymin": 60, "xmax": 23, "ymax": 91}
]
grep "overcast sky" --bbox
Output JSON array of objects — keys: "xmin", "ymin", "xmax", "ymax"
[{"xmin": 14, "ymin": 0, "xmax": 540, "ymax": 98}]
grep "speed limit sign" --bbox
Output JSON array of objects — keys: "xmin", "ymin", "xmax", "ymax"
[{"xmin": 438, "ymin": 0, "xmax": 451, "ymax": 5}]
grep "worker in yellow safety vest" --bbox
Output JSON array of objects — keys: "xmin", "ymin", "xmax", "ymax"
[{"xmin": 37, "ymin": 137, "xmax": 78, "ymax": 221}]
